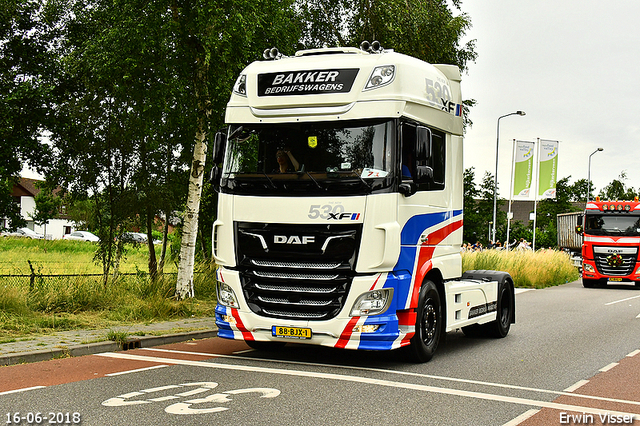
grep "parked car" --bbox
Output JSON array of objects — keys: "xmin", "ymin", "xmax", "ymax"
[
  {"xmin": 121, "ymin": 232, "xmax": 161, "ymax": 245},
  {"xmin": 1, "ymin": 227, "xmax": 44, "ymax": 239},
  {"xmin": 63, "ymin": 231, "xmax": 100, "ymax": 242}
]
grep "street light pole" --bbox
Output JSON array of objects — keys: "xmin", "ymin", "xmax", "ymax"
[
  {"xmin": 587, "ymin": 147, "xmax": 603, "ymax": 201},
  {"xmin": 492, "ymin": 111, "xmax": 526, "ymax": 245}
]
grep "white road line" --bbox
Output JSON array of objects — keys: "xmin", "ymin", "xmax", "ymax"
[
  {"xmin": 515, "ymin": 288, "xmax": 533, "ymax": 294},
  {"xmin": 105, "ymin": 365, "xmax": 168, "ymax": 376},
  {"xmin": 605, "ymin": 294, "xmax": 640, "ymax": 306},
  {"xmin": 503, "ymin": 409, "xmax": 540, "ymax": 426},
  {"xmin": 599, "ymin": 362, "xmax": 618, "ymax": 372},
  {"xmin": 96, "ymin": 352, "xmax": 640, "ymax": 420},
  {"xmin": 627, "ymin": 349, "xmax": 640, "ymax": 357},
  {"xmin": 0, "ymin": 386, "xmax": 46, "ymax": 396},
  {"xmin": 142, "ymin": 347, "xmax": 640, "ymax": 408},
  {"xmin": 564, "ymin": 380, "xmax": 589, "ymax": 393}
]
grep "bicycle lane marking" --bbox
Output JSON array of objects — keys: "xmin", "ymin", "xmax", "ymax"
[
  {"xmin": 143, "ymin": 347, "xmax": 640, "ymax": 409},
  {"xmin": 96, "ymin": 352, "xmax": 640, "ymax": 420}
]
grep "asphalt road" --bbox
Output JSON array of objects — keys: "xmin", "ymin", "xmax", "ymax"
[{"xmin": 1, "ymin": 280, "xmax": 639, "ymax": 426}]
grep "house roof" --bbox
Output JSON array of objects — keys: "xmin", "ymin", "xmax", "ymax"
[{"xmin": 12, "ymin": 178, "xmax": 41, "ymax": 197}]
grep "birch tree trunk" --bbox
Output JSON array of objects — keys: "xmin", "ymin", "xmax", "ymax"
[{"xmin": 175, "ymin": 116, "xmax": 208, "ymax": 299}]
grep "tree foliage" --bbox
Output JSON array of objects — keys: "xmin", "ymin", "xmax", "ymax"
[{"xmin": 0, "ymin": 0, "xmax": 59, "ymax": 229}]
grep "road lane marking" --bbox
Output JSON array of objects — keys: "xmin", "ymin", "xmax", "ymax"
[
  {"xmin": 106, "ymin": 365, "xmax": 168, "ymax": 376},
  {"xmin": 0, "ymin": 386, "xmax": 46, "ymax": 395},
  {"xmin": 627, "ymin": 349, "xmax": 640, "ymax": 357},
  {"xmin": 503, "ymin": 409, "xmax": 539, "ymax": 426},
  {"xmin": 141, "ymin": 347, "xmax": 640, "ymax": 408},
  {"xmin": 96, "ymin": 352, "xmax": 640, "ymax": 420},
  {"xmin": 599, "ymin": 362, "xmax": 618, "ymax": 372},
  {"xmin": 605, "ymin": 294, "xmax": 640, "ymax": 306},
  {"xmin": 515, "ymin": 289, "xmax": 532, "ymax": 294},
  {"xmin": 564, "ymin": 380, "xmax": 589, "ymax": 393}
]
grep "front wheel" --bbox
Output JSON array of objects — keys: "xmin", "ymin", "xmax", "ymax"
[
  {"xmin": 245, "ymin": 340, "xmax": 287, "ymax": 351},
  {"xmin": 582, "ymin": 278, "xmax": 606, "ymax": 288},
  {"xmin": 408, "ymin": 280, "xmax": 442, "ymax": 363}
]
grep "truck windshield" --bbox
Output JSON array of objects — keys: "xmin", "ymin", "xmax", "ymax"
[
  {"xmin": 220, "ymin": 119, "xmax": 396, "ymax": 195},
  {"xmin": 584, "ymin": 214, "xmax": 640, "ymax": 236}
]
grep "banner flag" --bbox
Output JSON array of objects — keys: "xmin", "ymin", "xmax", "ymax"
[
  {"xmin": 511, "ymin": 140, "xmax": 535, "ymax": 199},
  {"xmin": 538, "ymin": 140, "xmax": 559, "ymax": 198}
]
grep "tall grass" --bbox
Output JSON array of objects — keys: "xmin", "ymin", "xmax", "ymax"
[
  {"xmin": 462, "ymin": 249, "xmax": 580, "ymax": 289},
  {"xmin": 0, "ymin": 237, "xmax": 218, "ymax": 339}
]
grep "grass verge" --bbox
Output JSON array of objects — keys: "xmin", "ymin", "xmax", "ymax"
[{"xmin": 463, "ymin": 249, "xmax": 580, "ymax": 288}]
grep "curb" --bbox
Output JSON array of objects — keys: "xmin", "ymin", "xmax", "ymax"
[{"xmin": 0, "ymin": 329, "xmax": 218, "ymax": 367}]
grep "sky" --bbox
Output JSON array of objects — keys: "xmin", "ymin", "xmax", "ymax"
[{"xmin": 460, "ymin": 0, "xmax": 640, "ymax": 199}]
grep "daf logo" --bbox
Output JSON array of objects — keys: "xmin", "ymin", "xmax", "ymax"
[
  {"xmin": 607, "ymin": 249, "xmax": 622, "ymax": 253},
  {"xmin": 274, "ymin": 235, "xmax": 315, "ymax": 245}
]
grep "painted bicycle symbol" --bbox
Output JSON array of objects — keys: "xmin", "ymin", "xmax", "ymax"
[{"xmin": 102, "ymin": 382, "xmax": 280, "ymax": 415}]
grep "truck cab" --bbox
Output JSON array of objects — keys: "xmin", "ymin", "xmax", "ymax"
[
  {"xmin": 211, "ymin": 45, "xmax": 514, "ymax": 362},
  {"xmin": 579, "ymin": 197, "xmax": 640, "ymax": 287}
]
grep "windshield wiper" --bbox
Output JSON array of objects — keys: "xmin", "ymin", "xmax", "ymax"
[{"xmin": 296, "ymin": 165, "xmax": 324, "ymax": 190}]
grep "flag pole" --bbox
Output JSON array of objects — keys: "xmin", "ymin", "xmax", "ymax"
[
  {"xmin": 506, "ymin": 139, "xmax": 516, "ymax": 250},
  {"xmin": 532, "ymin": 138, "xmax": 540, "ymax": 251}
]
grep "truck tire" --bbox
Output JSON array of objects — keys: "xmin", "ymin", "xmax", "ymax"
[
  {"xmin": 484, "ymin": 276, "xmax": 514, "ymax": 338},
  {"xmin": 460, "ymin": 270, "xmax": 515, "ymax": 339},
  {"xmin": 246, "ymin": 340, "xmax": 286, "ymax": 351},
  {"xmin": 408, "ymin": 280, "xmax": 442, "ymax": 363},
  {"xmin": 582, "ymin": 278, "xmax": 605, "ymax": 288}
]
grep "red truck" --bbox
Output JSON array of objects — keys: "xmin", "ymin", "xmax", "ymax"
[{"xmin": 577, "ymin": 197, "xmax": 640, "ymax": 287}]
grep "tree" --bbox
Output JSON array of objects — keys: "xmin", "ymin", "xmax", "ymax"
[
  {"xmin": 599, "ymin": 171, "xmax": 637, "ymax": 201},
  {"xmin": 0, "ymin": 0, "xmax": 59, "ymax": 229},
  {"xmin": 298, "ymin": 0, "xmax": 477, "ymax": 72},
  {"xmin": 30, "ymin": 183, "xmax": 63, "ymax": 238},
  {"xmin": 172, "ymin": 0, "xmax": 302, "ymax": 299}
]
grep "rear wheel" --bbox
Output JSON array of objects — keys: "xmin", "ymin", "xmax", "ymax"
[
  {"xmin": 408, "ymin": 280, "xmax": 442, "ymax": 363},
  {"xmin": 484, "ymin": 278, "xmax": 514, "ymax": 338}
]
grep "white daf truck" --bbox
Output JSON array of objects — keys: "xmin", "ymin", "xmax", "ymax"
[{"xmin": 210, "ymin": 44, "xmax": 515, "ymax": 362}]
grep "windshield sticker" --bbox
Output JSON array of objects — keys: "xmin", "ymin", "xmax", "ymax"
[
  {"xmin": 258, "ymin": 68, "xmax": 359, "ymax": 96},
  {"xmin": 361, "ymin": 168, "xmax": 388, "ymax": 178},
  {"xmin": 308, "ymin": 136, "xmax": 318, "ymax": 148}
]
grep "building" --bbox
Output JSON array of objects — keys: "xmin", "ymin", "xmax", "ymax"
[{"xmin": 3, "ymin": 177, "xmax": 75, "ymax": 239}]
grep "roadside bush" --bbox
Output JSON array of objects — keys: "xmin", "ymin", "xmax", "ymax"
[{"xmin": 463, "ymin": 249, "xmax": 579, "ymax": 289}]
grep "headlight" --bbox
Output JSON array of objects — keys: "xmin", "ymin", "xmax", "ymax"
[
  {"xmin": 233, "ymin": 74, "xmax": 247, "ymax": 96},
  {"xmin": 350, "ymin": 289, "xmax": 393, "ymax": 316},
  {"xmin": 583, "ymin": 263, "xmax": 595, "ymax": 273},
  {"xmin": 364, "ymin": 65, "xmax": 395, "ymax": 91},
  {"xmin": 217, "ymin": 282, "xmax": 239, "ymax": 308}
]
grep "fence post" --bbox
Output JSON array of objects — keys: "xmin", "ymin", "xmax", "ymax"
[{"xmin": 28, "ymin": 260, "xmax": 36, "ymax": 291}]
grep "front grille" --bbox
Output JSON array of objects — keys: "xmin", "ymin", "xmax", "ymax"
[
  {"xmin": 593, "ymin": 246, "xmax": 638, "ymax": 276},
  {"xmin": 235, "ymin": 222, "xmax": 362, "ymax": 321}
]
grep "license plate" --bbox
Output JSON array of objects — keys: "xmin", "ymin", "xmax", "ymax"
[
  {"xmin": 609, "ymin": 277, "xmax": 623, "ymax": 282},
  {"xmin": 272, "ymin": 326, "xmax": 312, "ymax": 339}
]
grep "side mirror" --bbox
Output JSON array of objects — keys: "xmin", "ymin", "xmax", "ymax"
[
  {"xmin": 575, "ymin": 225, "xmax": 583, "ymax": 235},
  {"xmin": 399, "ymin": 182, "xmax": 417, "ymax": 197},
  {"xmin": 212, "ymin": 131, "xmax": 227, "ymax": 164},
  {"xmin": 415, "ymin": 126, "xmax": 432, "ymax": 163},
  {"xmin": 415, "ymin": 166, "xmax": 434, "ymax": 182},
  {"xmin": 414, "ymin": 127, "xmax": 434, "ymax": 184}
]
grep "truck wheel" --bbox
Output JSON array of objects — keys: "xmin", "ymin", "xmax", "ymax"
[
  {"xmin": 246, "ymin": 340, "xmax": 286, "ymax": 351},
  {"xmin": 582, "ymin": 278, "xmax": 604, "ymax": 288},
  {"xmin": 484, "ymin": 278, "xmax": 514, "ymax": 338},
  {"xmin": 409, "ymin": 280, "xmax": 442, "ymax": 363}
]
